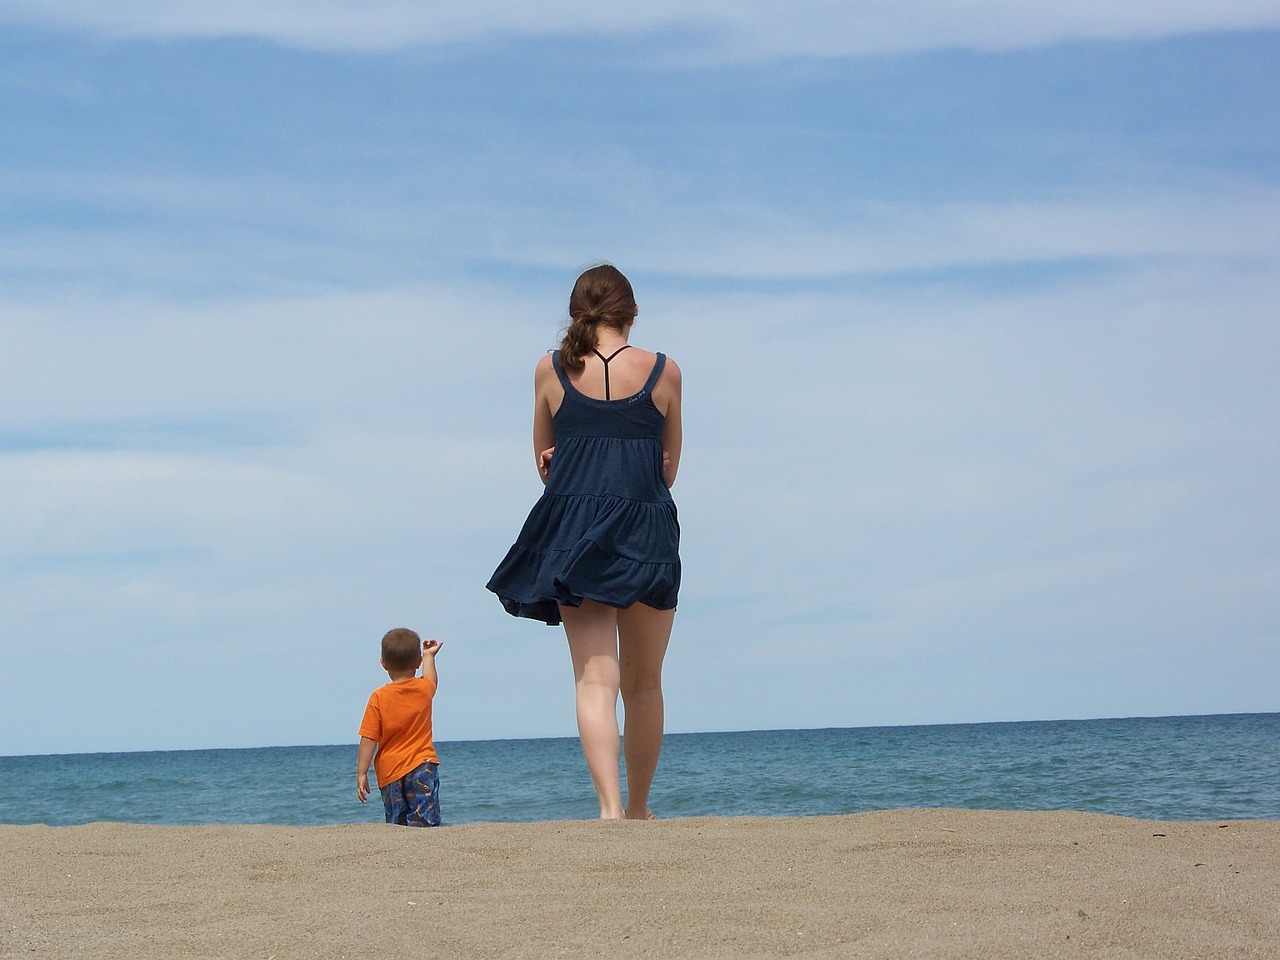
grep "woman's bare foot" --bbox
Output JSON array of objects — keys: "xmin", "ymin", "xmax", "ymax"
[
  {"xmin": 626, "ymin": 809, "xmax": 657, "ymax": 820},
  {"xmin": 599, "ymin": 800, "xmax": 625, "ymax": 820}
]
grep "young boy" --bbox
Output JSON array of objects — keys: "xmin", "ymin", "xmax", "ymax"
[{"xmin": 356, "ymin": 628, "xmax": 444, "ymax": 827}]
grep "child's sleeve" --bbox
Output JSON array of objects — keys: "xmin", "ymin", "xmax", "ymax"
[{"xmin": 357, "ymin": 693, "xmax": 382, "ymax": 742}]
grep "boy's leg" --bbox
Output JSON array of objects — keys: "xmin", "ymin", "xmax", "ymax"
[
  {"xmin": 403, "ymin": 762, "xmax": 442, "ymax": 827},
  {"xmin": 379, "ymin": 779, "xmax": 410, "ymax": 826}
]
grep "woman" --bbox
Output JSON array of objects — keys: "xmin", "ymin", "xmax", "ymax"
[{"xmin": 487, "ymin": 263, "xmax": 682, "ymax": 820}]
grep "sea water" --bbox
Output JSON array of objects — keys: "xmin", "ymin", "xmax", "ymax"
[{"xmin": 0, "ymin": 713, "xmax": 1275, "ymax": 827}]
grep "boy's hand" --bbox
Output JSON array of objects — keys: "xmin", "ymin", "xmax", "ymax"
[
  {"xmin": 356, "ymin": 772, "xmax": 370, "ymax": 803},
  {"xmin": 423, "ymin": 639, "xmax": 443, "ymax": 657}
]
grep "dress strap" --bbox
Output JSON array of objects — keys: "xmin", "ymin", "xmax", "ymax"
[
  {"xmin": 551, "ymin": 350, "xmax": 572, "ymax": 389},
  {"xmin": 642, "ymin": 353, "xmax": 667, "ymax": 394},
  {"xmin": 591, "ymin": 344, "xmax": 631, "ymax": 400}
]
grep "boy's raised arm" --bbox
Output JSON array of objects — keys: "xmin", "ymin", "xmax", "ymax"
[{"xmin": 420, "ymin": 639, "xmax": 443, "ymax": 685}]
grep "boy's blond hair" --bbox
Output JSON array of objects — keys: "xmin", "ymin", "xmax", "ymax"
[{"xmin": 381, "ymin": 628, "xmax": 422, "ymax": 671}]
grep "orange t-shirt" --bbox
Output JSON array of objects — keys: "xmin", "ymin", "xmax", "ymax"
[{"xmin": 358, "ymin": 676, "xmax": 438, "ymax": 788}]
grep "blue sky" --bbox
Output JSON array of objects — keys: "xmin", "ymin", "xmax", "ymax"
[{"xmin": 1, "ymin": 3, "xmax": 1277, "ymax": 756}]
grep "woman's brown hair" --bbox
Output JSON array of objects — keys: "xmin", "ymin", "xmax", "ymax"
[{"xmin": 559, "ymin": 264, "xmax": 637, "ymax": 371}]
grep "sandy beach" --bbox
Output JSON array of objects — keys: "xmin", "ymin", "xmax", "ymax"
[{"xmin": 3, "ymin": 809, "xmax": 1277, "ymax": 958}]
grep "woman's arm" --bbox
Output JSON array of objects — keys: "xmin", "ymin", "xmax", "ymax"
[
  {"xmin": 657, "ymin": 358, "xmax": 682, "ymax": 488},
  {"xmin": 533, "ymin": 355, "xmax": 558, "ymax": 484}
]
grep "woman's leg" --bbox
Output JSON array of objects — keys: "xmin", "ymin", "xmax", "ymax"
[
  {"xmin": 617, "ymin": 603, "xmax": 675, "ymax": 820},
  {"xmin": 560, "ymin": 600, "xmax": 624, "ymax": 820}
]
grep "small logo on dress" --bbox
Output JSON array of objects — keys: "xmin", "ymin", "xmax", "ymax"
[{"xmin": 628, "ymin": 390, "xmax": 648, "ymax": 404}]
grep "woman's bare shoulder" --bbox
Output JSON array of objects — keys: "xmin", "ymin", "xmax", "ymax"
[
  {"xmin": 658, "ymin": 354, "xmax": 681, "ymax": 384},
  {"xmin": 534, "ymin": 352, "xmax": 557, "ymax": 380}
]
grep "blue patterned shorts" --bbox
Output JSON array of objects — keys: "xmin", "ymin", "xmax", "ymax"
[{"xmin": 379, "ymin": 761, "xmax": 441, "ymax": 827}]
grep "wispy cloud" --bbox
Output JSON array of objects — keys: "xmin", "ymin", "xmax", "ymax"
[
  {"xmin": 3, "ymin": 0, "xmax": 1279, "ymax": 56},
  {"xmin": 483, "ymin": 187, "xmax": 1280, "ymax": 278},
  {"xmin": 6, "ymin": 170, "xmax": 1276, "ymax": 297}
]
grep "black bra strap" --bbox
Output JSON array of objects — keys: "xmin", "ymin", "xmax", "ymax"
[{"xmin": 591, "ymin": 345, "xmax": 631, "ymax": 400}]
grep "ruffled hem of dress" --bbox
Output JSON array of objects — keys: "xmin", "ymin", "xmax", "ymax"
[{"xmin": 487, "ymin": 539, "xmax": 679, "ymax": 627}]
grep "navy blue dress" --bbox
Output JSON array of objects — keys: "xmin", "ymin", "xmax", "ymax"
[{"xmin": 487, "ymin": 350, "xmax": 680, "ymax": 626}]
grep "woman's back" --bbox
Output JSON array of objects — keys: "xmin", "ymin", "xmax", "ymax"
[
  {"xmin": 547, "ymin": 350, "xmax": 671, "ymax": 502},
  {"xmin": 551, "ymin": 345, "xmax": 679, "ymax": 417},
  {"xmin": 563, "ymin": 346, "xmax": 657, "ymax": 400}
]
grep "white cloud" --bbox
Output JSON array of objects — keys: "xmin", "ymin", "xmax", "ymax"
[
  {"xmin": 7, "ymin": 157, "xmax": 1278, "ymax": 292},
  {"xmin": 2, "ymin": 0, "xmax": 1279, "ymax": 56},
  {"xmin": 2, "ymin": 242, "xmax": 1277, "ymax": 753},
  {"xmin": 487, "ymin": 187, "xmax": 1280, "ymax": 280}
]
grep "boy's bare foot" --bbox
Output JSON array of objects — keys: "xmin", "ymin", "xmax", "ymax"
[{"xmin": 626, "ymin": 809, "xmax": 657, "ymax": 820}]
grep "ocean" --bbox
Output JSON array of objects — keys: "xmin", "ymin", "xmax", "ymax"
[{"xmin": 1, "ymin": 713, "xmax": 1276, "ymax": 827}]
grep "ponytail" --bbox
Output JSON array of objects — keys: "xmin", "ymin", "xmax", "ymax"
[{"xmin": 559, "ymin": 264, "xmax": 637, "ymax": 370}]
